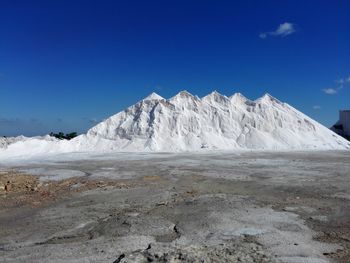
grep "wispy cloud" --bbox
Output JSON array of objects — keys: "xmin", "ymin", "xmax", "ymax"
[
  {"xmin": 322, "ymin": 75, "xmax": 350, "ymax": 95},
  {"xmin": 312, "ymin": 105, "xmax": 321, "ymax": 110},
  {"xmin": 260, "ymin": 22, "xmax": 296, "ymax": 39},
  {"xmin": 322, "ymin": 88, "xmax": 338, "ymax": 95},
  {"xmin": 335, "ymin": 76, "xmax": 350, "ymax": 89}
]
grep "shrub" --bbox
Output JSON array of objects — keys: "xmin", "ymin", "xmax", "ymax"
[{"xmin": 49, "ymin": 132, "xmax": 78, "ymax": 140}]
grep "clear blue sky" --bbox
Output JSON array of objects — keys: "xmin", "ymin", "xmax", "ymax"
[{"xmin": 1, "ymin": 0, "xmax": 349, "ymax": 136}]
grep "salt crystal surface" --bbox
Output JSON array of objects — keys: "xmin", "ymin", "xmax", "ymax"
[{"xmin": 1, "ymin": 91, "xmax": 349, "ymax": 160}]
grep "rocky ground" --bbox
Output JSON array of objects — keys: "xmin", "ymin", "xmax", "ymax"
[{"xmin": 0, "ymin": 151, "xmax": 350, "ymax": 263}]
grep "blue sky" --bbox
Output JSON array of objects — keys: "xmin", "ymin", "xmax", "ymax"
[{"xmin": 0, "ymin": 0, "xmax": 349, "ymax": 136}]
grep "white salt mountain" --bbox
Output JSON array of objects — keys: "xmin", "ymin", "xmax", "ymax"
[
  {"xmin": 1, "ymin": 91, "xmax": 349, "ymax": 158},
  {"xmin": 81, "ymin": 90, "xmax": 349, "ymax": 151}
]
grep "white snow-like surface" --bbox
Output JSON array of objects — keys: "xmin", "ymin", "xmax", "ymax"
[
  {"xmin": 0, "ymin": 91, "xmax": 349, "ymax": 159},
  {"xmin": 0, "ymin": 135, "xmax": 57, "ymax": 149}
]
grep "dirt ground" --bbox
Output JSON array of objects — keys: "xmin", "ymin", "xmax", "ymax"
[
  {"xmin": 0, "ymin": 151, "xmax": 350, "ymax": 263},
  {"xmin": 0, "ymin": 170, "xmax": 134, "ymax": 208}
]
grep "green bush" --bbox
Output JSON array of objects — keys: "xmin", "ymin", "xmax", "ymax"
[{"xmin": 49, "ymin": 132, "xmax": 78, "ymax": 140}]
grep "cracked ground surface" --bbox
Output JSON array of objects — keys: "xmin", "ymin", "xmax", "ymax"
[{"xmin": 0, "ymin": 151, "xmax": 350, "ymax": 262}]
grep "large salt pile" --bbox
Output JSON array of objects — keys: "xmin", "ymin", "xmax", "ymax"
[{"xmin": 1, "ymin": 91, "xmax": 349, "ymax": 158}]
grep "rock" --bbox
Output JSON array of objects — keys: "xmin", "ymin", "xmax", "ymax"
[
  {"xmin": 5, "ymin": 184, "xmax": 11, "ymax": 192},
  {"xmin": 156, "ymin": 201, "xmax": 168, "ymax": 206}
]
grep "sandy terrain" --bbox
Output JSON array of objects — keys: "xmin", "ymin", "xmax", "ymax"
[{"xmin": 0, "ymin": 151, "xmax": 350, "ymax": 262}]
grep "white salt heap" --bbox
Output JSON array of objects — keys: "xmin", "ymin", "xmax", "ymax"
[
  {"xmin": 0, "ymin": 135, "xmax": 56, "ymax": 150},
  {"xmin": 1, "ymin": 91, "xmax": 349, "ymax": 158}
]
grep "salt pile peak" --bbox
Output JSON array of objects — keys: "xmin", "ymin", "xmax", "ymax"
[
  {"xmin": 142, "ymin": 92, "xmax": 164, "ymax": 101},
  {"xmin": 230, "ymin": 92, "xmax": 249, "ymax": 105}
]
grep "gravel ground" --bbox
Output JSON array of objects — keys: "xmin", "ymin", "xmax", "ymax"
[{"xmin": 0, "ymin": 151, "xmax": 350, "ymax": 263}]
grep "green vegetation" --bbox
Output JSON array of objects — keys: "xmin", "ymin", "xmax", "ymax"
[{"xmin": 49, "ymin": 132, "xmax": 77, "ymax": 140}]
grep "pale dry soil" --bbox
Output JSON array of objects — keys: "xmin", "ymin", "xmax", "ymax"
[{"xmin": 0, "ymin": 151, "xmax": 350, "ymax": 263}]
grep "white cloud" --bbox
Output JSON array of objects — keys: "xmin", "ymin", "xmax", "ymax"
[
  {"xmin": 259, "ymin": 33, "xmax": 267, "ymax": 39},
  {"xmin": 260, "ymin": 22, "xmax": 296, "ymax": 39},
  {"xmin": 336, "ymin": 76, "xmax": 350, "ymax": 85},
  {"xmin": 313, "ymin": 105, "xmax": 321, "ymax": 110},
  {"xmin": 323, "ymin": 74, "xmax": 350, "ymax": 95},
  {"xmin": 274, "ymin": 22, "xmax": 295, "ymax": 36},
  {"xmin": 337, "ymin": 79, "xmax": 344, "ymax": 84},
  {"xmin": 322, "ymin": 88, "xmax": 338, "ymax": 95}
]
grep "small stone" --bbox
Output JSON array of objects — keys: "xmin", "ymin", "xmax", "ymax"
[
  {"xmin": 5, "ymin": 184, "xmax": 11, "ymax": 192},
  {"xmin": 156, "ymin": 201, "xmax": 168, "ymax": 206}
]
